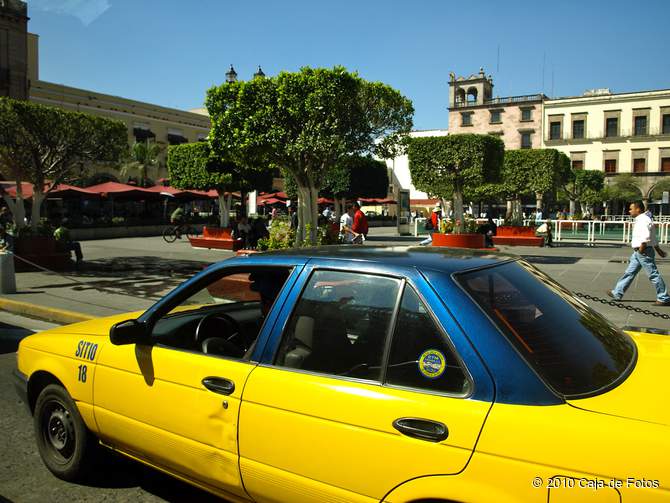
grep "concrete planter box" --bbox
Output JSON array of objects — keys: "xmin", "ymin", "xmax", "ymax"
[{"xmin": 431, "ymin": 233, "xmax": 486, "ymax": 249}]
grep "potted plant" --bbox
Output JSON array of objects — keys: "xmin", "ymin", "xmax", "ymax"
[{"xmin": 407, "ymin": 134, "xmax": 504, "ymax": 249}]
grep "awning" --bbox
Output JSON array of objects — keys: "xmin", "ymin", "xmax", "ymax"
[
  {"xmin": 317, "ymin": 197, "xmax": 334, "ymax": 205},
  {"xmin": 258, "ymin": 197, "xmax": 284, "ymax": 206},
  {"xmin": 85, "ymin": 181, "xmax": 159, "ymax": 198},
  {"xmin": 1, "ymin": 183, "xmax": 99, "ymax": 199},
  {"xmin": 133, "ymin": 128, "xmax": 156, "ymax": 141}
]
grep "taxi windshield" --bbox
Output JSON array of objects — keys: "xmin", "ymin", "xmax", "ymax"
[{"xmin": 456, "ymin": 260, "xmax": 636, "ymax": 398}]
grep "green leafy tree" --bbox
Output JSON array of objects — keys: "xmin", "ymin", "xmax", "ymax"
[
  {"xmin": 206, "ymin": 66, "xmax": 413, "ymax": 244},
  {"xmin": 563, "ymin": 167, "xmax": 605, "ymax": 216},
  {"xmin": 323, "ymin": 155, "xmax": 389, "ymax": 217},
  {"xmin": 167, "ymin": 142, "xmax": 271, "ymax": 227},
  {"xmin": 498, "ymin": 148, "xmax": 571, "ymax": 221},
  {"xmin": 120, "ymin": 140, "xmax": 162, "ymax": 187},
  {"xmin": 407, "ymin": 134, "xmax": 504, "ymax": 233},
  {"xmin": 0, "ymin": 98, "xmax": 127, "ymax": 230}
]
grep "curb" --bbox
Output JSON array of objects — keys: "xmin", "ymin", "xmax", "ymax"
[{"xmin": 0, "ymin": 297, "xmax": 95, "ymax": 325}]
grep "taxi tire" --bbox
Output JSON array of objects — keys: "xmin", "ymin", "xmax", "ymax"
[{"xmin": 34, "ymin": 384, "xmax": 95, "ymax": 482}]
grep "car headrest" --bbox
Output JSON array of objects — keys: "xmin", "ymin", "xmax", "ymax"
[{"xmin": 294, "ymin": 315, "xmax": 315, "ymax": 348}]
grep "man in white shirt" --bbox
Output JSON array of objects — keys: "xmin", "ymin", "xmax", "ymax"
[
  {"xmin": 609, "ymin": 201, "xmax": 670, "ymax": 305},
  {"xmin": 339, "ymin": 205, "xmax": 356, "ymax": 244}
]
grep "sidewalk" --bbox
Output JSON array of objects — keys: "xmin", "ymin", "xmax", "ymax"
[{"xmin": 1, "ymin": 233, "xmax": 669, "ymax": 332}]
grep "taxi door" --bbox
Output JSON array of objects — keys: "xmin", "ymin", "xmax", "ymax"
[
  {"xmin": 237, "ymin": 263, "xmax": 494, "ymax": 503},
  {"xmin": 93, "ymin": 261, "xmax": 303, "ymax": 501}
]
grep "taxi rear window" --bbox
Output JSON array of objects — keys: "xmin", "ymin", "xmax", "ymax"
[{"xmin": 456, "ymin": 261, "xmax": 635, "ymax": 398}]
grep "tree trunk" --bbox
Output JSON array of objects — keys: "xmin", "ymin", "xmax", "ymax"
[
  {"xmin": 333, "ymin": 198, "xmax": 342, "ymax": 222},
  {"xmin": 453, "ymin": 184, "xmax": 464, "ymax": 234},
  {"xmin": 30, "ymin": 188, "xmax": 46, "ymax": 230},
  {"xmin": 569, "ymin": 199, "xmax": 576, "ymax": 216},
  {"xmin": 217, "ymin": 191, "xmax": 232, "ymax": 228},
  {"xmin": 506, "ymin": 200, "xmax": 513, "ymax": 220},
  {"xmin": 535, "ymin": 192, "xmax": 543, "ymax": 211},
  {"xmin": 295, "ymin": 183, "xmax": 319, "ymax": 246}
]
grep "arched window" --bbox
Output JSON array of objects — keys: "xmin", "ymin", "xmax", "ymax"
[
  {"xmin": 456, "ymin": 88, "xmax": 466, "ymax": 104},
  {"xmin": 467, "ymin": 87, "xmax": 478, "ymax": 104}
]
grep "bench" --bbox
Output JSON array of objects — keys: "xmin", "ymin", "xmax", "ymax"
[{"xmin": 189, "ymin": 226, "xmax": 243, "ymax": 251}]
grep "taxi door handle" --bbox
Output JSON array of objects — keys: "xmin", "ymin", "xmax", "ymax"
[
  {"xmin": 202, "ymin": 377, "xmax": 235, "ymax": 396},
  {"xmin": 393, "ymin": 417, "xmax": 449, "ymax": 442}
]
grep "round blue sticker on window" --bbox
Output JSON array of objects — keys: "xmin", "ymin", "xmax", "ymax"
[{"xmin": 418, "ymin": 349, "xmax": 446, "ymax": 379}]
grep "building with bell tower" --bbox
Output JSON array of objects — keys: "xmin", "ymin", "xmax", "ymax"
[{"xmin": 448, "ymin": 68, "xmax": 545, "ymax": 149}]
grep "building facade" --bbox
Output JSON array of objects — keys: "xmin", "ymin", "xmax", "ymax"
[
  {"xmin": 448, "ymin": 68, "xmax": 545, "ymax": 150},
  {"xmin": 543, "ymin": 89, "xmax": 670, "ymax": 199},
  {"xmin": 0, "ymin": 0, "xmax": 28, "ymax": 100}
]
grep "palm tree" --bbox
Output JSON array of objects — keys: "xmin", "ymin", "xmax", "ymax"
[{"xmin": 120, "ymin": 141, "xmax": 162, "ymax": 187}]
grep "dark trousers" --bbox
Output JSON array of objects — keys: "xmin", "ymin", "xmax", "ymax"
[{"xmin": 66, "ymin": 241, "xmax": 83, "ymax": 261}]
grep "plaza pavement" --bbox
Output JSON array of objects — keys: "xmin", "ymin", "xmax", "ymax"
[{"xmin": 1, "ymin": 227, "xmax": 670, "ymax": 332}]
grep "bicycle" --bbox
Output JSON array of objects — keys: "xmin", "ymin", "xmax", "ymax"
[{"xmin": 162, "ymin": 222, "xmax": 198, "ymax": 243}]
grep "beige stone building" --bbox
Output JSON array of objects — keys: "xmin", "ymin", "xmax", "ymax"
[
  {"xmin": 1, "ymin": 1, "xmax": 211, "ymax": 182},
  {"xmin": 448, "ymin": 68, "xmax": 545, "ymax": 149},
  {"xmin": 0, "ymin": 0, "xmax": 28, "ymax": 100},
  {"xmin": 543, "ymin": 88, "xmax": 670, "ymax": 201}
]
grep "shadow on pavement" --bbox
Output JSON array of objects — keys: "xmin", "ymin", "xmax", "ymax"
[
  {"xmin": 520, "ymin": 255, "xmax": 581, "ymax": 265},
  {"xmin": 28, "ymin": 256, "xmax": 214, "ymax": 301},
  {"xmin": 0, "ymin": 322, "xmax": 33, "ymax": 354},
  {"xmin": 82, "ymin": 451, "xmax": 224, "ymax": 502}
]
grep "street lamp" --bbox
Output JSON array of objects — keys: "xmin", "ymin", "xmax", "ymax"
[
  {"xmin": 253, "ymin": 65, "xmax": 266, "ymax": 79},
  {"xmin": 225, "ymin": 64, "xmax": 238, "ymax": 83}
]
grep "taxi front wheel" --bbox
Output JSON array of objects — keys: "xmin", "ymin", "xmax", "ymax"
[{"xmin": 34, "ymin": 384, "xmax": 96, "ymax": 481}]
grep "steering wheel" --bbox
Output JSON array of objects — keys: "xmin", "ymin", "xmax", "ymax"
[{"xmin": 195, "ymin": 312, "xmax": 245, "ymax": 352}]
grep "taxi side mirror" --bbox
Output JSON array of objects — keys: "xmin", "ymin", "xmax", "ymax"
[{"xmin": 109, "ymin": 319, "xmax": 150, "ymax": 346}]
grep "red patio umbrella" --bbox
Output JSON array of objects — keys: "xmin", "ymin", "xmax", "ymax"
[{"xmin": 85, "ymin": 181, "xmax": 158, "ymax": 198}]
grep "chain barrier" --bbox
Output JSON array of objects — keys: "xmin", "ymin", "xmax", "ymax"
[{"xmin": 575, "ymin": 292, "xmax": 670, "ymax": 320}]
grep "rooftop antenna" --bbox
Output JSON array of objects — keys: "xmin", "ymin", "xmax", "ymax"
[{"xmin": 496, "ymin": 45, "xmax": 500, "ymax": 73}]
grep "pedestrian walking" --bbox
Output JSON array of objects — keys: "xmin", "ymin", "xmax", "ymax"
[
  {"xmin": 351, "ymin": 202, "xmax": 368, "ymax": 243},
  {"xmin": 339, "ymin": 204, "xmax": 357, "ymax": 244},
  {"xmin": 608, "ymin": 201, "xmax": 670, "ymax": 306}
]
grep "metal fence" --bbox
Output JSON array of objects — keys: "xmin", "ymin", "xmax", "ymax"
[{"xmin": 412, "ymin": 218, "xmax": 670, "ymax": 245}]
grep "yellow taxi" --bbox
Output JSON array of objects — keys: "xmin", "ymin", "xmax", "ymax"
[{"xmin": 14, "ymin": 247, "xmax": 669, "ymax": 502}]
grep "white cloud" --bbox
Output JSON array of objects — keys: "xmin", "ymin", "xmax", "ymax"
[{"xmin": 31, "ymin": 0, "xmax": 111, "ymax": 26}]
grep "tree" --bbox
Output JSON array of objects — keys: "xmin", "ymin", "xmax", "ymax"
[
  {"xmin": 206, "ymin": 66, "xmax": 413, "ymax": 244},
  {"xmin": 563, "ymin": 167, "xmax": 605, "ymax": 216},
  {"xmin": 120, "ymin": 140, "xmax": 162, "ymax": 187},
  {"xmin": 407, "ymin": 134, "xmax": 504, "ymax": 232},
  {"xmin": 167, "ymin": 142, "xmax": 271, "ymax": 227},
  {"xmin": 322, "ymin": 155, "xmax": 389, "ymax": 217},
  {"xmin": 0, "ymin": 98, "xmax": 127, "ymax": 229},
  {"xmin": 498, "ymin": 148, "xmax": 571, "ymax": 221}
]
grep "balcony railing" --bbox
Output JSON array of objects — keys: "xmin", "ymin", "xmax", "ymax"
[
  {"xmin": 452, "ymin": 94, "xmax": 544, "ymax": 109},
  {"xmin": 545, "ymin": 127, "xmax": 670, "ymax": 142}
]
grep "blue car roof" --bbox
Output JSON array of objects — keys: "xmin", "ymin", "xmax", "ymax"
[{"xmin": 247, "ymin": 245, "xmax": 517, "ymax": 274}]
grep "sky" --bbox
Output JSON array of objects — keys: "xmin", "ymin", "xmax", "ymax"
[{"xmin": 28, "ymin": 0, "xmax": 670, "ymax": 131}]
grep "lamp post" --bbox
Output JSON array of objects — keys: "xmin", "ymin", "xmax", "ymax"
[{"xmin": 225, "ymin": 64, "xmax": 238, "ymax": 84}]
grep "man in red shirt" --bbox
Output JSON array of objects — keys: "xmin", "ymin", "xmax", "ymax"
[{"xmin": 351, "ymin": 202, "xmax": 368, "ymax": 243}]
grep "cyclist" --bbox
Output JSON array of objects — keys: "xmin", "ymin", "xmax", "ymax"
[{"xmin": 170, "ymin": 205, "xmax": 187, "ymax": 239}]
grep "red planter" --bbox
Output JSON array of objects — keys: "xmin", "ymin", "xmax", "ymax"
[
  {"xmin": 497, "ymin": 225, "xmax": 537, "ymax": 237},
  {"xmin": 431, "ymin": 233, "xmax": 485, "ymax": 249}
]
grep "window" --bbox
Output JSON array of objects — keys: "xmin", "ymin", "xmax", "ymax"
[
  {"xmin": 152, "ymin": 267, "xmax": 292, "ymax": 359},
  {"xmin": 490, "ymin": 110, "xmax": 501, "ymax": 123},
  {"xmin": 549, "ymin": 121, "xmax": 561, "ymax": 140},
  {"xmin": 275, "ymin": 270, "xmax": 401, "ymax": 380},
  {"xmin": 386, "ymin": 286, "xmax": 469, "ymax": 394},
  {"xmin": 457, "ymin": 261, "xmax": 635, "ymax": 398},
  {"xmin": 661, "ymin": 157, "xmax": 670, "ymax": 173},
  {"xmin": 461, "ymin": 112, "xmax": 473, "ymax": 126},
  {"xmin": 520, "ymin": 132, "xmax": 532, "ymax": 148},
  {"xmin": 521, "ymin": 108, "xmax": 532, "ymax": 121},
  {"xmin": 572, "ymin": 120, "xmax": 585, "ymax": 139},
  {"xmin": 604, "ymin": 159, "xmax": 617, "ymax": 173},
  {"xmin": 634, "ymin": 115, "xmax": 648, "ymax": 136},
  {"xmin": 633, "ymin": 158, "xmax": 646, "ymax": 173},
  {"xmin": 571, "ymin": 160, "xmax": 583, "ymax": 170},
  {"xmin": 605, "ymin": 117, "xmax": 618, "ymax": 137},
  {"xmin": 663, "ymin": 114, "xmax": 670, "ymax": 135}
]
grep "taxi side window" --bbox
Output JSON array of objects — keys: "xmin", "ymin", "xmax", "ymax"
[
  {"xmin": 275, "ymin": 270, "xmax": 401, "ymax": 381},
  {"xmin": 385, "ymin": 286, "xmax": 470, "ymax": 395}
]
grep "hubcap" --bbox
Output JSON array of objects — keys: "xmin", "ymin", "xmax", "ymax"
[{"xmin": 42, "ymin": 401, "xmax": 75, "ymax": 459}]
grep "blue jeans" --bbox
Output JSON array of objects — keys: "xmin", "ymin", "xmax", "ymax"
[{"xmin": 612, "ymin": 248, "xmax": 670, "ymax": 302}]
